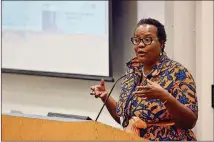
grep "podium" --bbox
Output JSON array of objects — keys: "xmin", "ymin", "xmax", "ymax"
[{"xmin": 2, "ymin": 113, "xmax": 144, "ymax": 140}]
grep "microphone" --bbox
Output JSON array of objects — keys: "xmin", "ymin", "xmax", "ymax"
[{"xmin": 95, "ymin": 74, "xmax": 126, "ymax": 121}]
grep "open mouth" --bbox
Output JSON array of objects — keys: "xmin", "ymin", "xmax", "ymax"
[{"xmin": 138, "ymin": 51, "xmax": 147, "ymax": 57}]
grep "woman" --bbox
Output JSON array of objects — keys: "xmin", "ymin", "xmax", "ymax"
[{"xmin": 90, "ymin": 18, "xmax": 198, "ymax": 141}]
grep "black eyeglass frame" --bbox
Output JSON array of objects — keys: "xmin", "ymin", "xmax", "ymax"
[{"xmin": 130, "ymin": 37, "xmax": 159, "ymax": 46}]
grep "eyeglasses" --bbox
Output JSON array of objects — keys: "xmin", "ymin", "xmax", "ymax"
[{"xmin": 131, "ymin": 37, "xmax": 158, "ymax": 46}]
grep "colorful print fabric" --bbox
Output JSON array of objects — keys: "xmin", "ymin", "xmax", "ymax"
[{"xmin": 116, "ymin": 53, "xmax": 198, "ymax": 141}]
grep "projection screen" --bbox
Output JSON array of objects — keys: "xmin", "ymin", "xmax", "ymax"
[{"xmin": 2, "ymin": 1, "xmax": 113, "ymax": 81}]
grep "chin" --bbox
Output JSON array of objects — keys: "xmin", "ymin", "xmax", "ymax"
[{"xmin": 137, "ymin": 56, "xmax": 146, "ymax": 63}]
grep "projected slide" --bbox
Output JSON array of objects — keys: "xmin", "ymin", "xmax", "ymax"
[
  {"xmin": 2, "ymin": 1, "xmax": 109, "ymax": 77},
  {"xmin": 3, "ymin": 1, "xmax": 106, "ymax": 35}
]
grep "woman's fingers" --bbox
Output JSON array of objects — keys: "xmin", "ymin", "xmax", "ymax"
[
  {"xmin": 133, "ymin": 89, "xmax": 152, "ymax": 95},
  {"xmin": 95, "ymin": 92, "xmax": 101, "ymax": 98},
  {"xmin": 90, "ymin": 85, "xmax": 97, "ymax": 95},
  {"xmin": 133, "ymin": 91, "xmax": 148, "ymax": 100},
  {"xmin": 90, "ymin": 79, "xmax": 107, "ymax": 98},
  {"xmin": 94, "ymin": 91, "xmax": 107, "ymax": 98},
  {"xmin": 90, "ymin": 85, "xmax": 102, "ymax": 91},
  {"xmin": 90, "ymin": 91, "xmax": 94, "ymax": 95},
  {"xmin": 100, "ymin": 91, "xmax": 108, "ymax": 98},
  {"xmin": 90, "ymin": 84, "xmax": 106, "ymax": 98},
  {"xmin": 100, "ymin": 79, "xmax": 105, "ymax": 87},
  {"xmin": 136, "ymin": 85, "xmax": 152, "ymax": 90}
]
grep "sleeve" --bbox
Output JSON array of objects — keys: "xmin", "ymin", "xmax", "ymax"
[
  {"xmin": 116, "ymin": 68, "xmax": 139, "ymax": 117},
  {"xmin": 116, "ymin": 73, "xmax": 130, "ymax": 117},
  {"xmin": 170, "ymin": 66, "xmax": 198, "ymax": 114}
]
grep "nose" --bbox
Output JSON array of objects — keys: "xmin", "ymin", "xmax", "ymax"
[{"xmin": 138, "ymin": 40, "xmax": 146, "ymax": 48}]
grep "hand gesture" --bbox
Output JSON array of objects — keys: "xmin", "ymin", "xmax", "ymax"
[
  {"xmin": 90, "ymin": 79, "xmax": 108, "ymax": 99},
  {"xmin": 133, "ymin": 79, "xmax": 168, "ymax": 101}
]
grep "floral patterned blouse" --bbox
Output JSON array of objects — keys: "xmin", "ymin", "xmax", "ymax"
[{"xmin": 116, "ymin": 53, "xmax": 198, "ymax": 141}]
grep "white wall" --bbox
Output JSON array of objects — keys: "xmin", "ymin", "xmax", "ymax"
[
  {"xmin": 137, "ymin": 1, "xmax": 165, "ymax": 25},
  {"xmin": 163, "ymin": 1, "xmax": 214, "ymax": 140},
  {"xmin": 195, "ymin": 1, "xmax": 214, "ymax": 140},
  {"xmin": 2, "ymin": 1, "xmax": 214, "ymax": 140},
  {"xmin": 172, "ymin": 1, "xmax": 196, "ymax": 76},
  {"xmin": 164, "ymin": 1, "xmax": 213, "ymax": 140},
  {"xmin": 0, "ymin": 1, "xmax": 2, "ymax": 139}
]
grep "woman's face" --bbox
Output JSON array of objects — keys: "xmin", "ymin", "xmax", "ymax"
[{"xmin": 132, "ymin": 24, "xmax": 162, "ymax": 65}]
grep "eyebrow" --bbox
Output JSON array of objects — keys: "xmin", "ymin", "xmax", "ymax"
[{"xmin": 134, "ymin": 34, "xmax": 154, "ymax": 38}]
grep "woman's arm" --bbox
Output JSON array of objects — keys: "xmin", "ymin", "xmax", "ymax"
[
  {"xmin": 160, "ymin": 90, "xmax": 198, "ymax": 129},
  {"xmin": 159, "ymin": 69, "xmax": 198, "ymax": 129},
  {"xmin": 90, "ymin": 79, "xmax": 120, "ymax": 124},
  {"xmin": 100, "ymin": 95, "xmax": 120, "ymax": 124},
  {"xmin": 134, "ymin": 67, "xmax": 198, "ymax": 130}
]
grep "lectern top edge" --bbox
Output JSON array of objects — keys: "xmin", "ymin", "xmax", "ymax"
[{"xmin": 2, "ymin": 112, "xmax": 91, "ymax": 122}]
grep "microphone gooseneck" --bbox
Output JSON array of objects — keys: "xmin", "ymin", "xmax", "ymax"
[{"xmin": 95, "ymin": 74, "xmax": 126, "ymax": 121}]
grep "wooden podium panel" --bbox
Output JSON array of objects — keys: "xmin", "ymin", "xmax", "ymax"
[{"xmin": 2, "ymin": 114, "xmax": 143, "ymax": 140}]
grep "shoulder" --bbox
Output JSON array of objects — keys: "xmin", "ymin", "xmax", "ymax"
[{"xmin": 165, "ymin": 56, "xmax": 195, "ymax": 82}]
